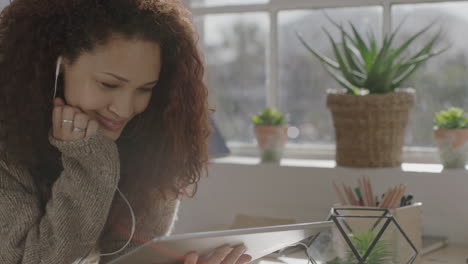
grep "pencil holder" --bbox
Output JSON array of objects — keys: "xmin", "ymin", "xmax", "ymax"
[{"xmin": 307, "ymin": 206, "xmax": 421, "ymax": 264}]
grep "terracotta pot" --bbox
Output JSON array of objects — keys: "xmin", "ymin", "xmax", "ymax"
[
  {"xmin": 254, "ymin": 125, "xmax": 288, "ymax": 163},
  {"xmin": 434, "ymin": 128, "xmax": 468, "ymax": 168},
  {"xmin": 327, "ymin": 88, "xmax": 415, "ymax": 168}
]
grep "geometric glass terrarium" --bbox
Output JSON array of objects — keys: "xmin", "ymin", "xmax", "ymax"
[{"xmin": 307, "ymin": 208, "xmax": 418, "ymax": 264}]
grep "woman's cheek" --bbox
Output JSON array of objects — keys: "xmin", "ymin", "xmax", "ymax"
[
  {"xmin": 137, "ymin": 94, "xmax": 152, "ymax": 113},
  {"xmin": 64, "ymin": 80, "xmax": 100, "ymax": 106},
  {"xmin": 73, "ymin": 86, "xmax": 107, "ymax": 110}
]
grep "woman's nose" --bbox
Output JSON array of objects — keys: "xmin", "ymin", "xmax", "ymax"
[{"xmin": 109, "ymin": 93, "xmax": 134, "ymax": 120}]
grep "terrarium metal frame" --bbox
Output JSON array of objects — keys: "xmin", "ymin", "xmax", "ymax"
[{"xmin": 322, "ymin": 207, "xmax": 419, "ymax": 264}]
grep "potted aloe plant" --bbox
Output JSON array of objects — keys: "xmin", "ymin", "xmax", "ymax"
[
  {"xmin": 297, "ymin": 17, "xmax": 446, "ymax": 168},
  {"xmin": 433, "ymin": 107, "xmax": 468, "ymax": 168},
  {"xmin": 251, "ymin": 108, "xmax": 288, "ymax": 163}
]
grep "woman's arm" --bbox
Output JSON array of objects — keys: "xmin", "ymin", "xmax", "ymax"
[
  {"xmin": 0, "ymin": 130, "xmax": 120, "ymax": 264},
  {"xmin": 98, "ymin": 184, "xmax": 180, "ymax": 263}
]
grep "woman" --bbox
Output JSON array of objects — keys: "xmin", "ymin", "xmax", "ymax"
[{"xmin": 0, "ymin": 0, "xmax": 251, "ymax": 263}]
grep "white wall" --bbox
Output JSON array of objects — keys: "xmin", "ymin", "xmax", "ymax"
[{"xmin": 174, "ymin": 159, "xmax": 468, "ymax": 246}]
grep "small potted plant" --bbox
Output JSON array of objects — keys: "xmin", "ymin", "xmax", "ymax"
[
  {"xmin": 297, "ymin": 16, "xmax": 446, "ymax": 168},
  {"xmin": 251, "ymin": 108, "xmax": 288, "ymax": 163},
  {"xmin": 433, "ymin": 107, "xmax": 468, "ymax": 168}
]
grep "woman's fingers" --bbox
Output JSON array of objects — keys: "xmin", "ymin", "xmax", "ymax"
[
  {"xmin": 52, "ymin": 105, "xmax": 62, "ymax": 139},
  {"xmin": 184, "ymin": 252, "xmax": 199, "ymax": 264},
  {"xmin": 54, "ymin": 97, "xmax": 65, "ymax": 106},
  {"xmin": 184, "ymin": 245, "xmax": 251, "ymax": 264},
  {"xmin": 51, "ymin": 98, "xmax": 98, "ymax": 141},
  {"xmin": 205, "ymin": 246, "xmax": 233, "ymax": 264},
  {"xmin": 61, "ymin": 106, "xmax": 76, "ymax": 136},
  {"xmin": 71, "ymin": 112, "xmax": 89, "ymax": 140},
  {"xmin": 86, "ymin": 119, "xmax": 99, "ymax": 138},
  {"xmin": 235, "ymin": 254, "xmax": 252, "ymax": 264},
  {"xmin": 220, "ymin": 245, "xmax": 247, "ymax": 264}
]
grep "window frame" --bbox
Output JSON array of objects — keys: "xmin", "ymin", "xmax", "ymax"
[{"xmin": 188, "ymin": 0, "xmax": 465, "ymax": 163}]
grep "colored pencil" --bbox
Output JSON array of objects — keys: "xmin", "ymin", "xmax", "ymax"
[
  {"xmin": 358, "ymin": 178, "xmax": 368, "ymax": 206},
  {"xmin": 379, "ymin": 187, "xmax": 393, "ymax": 208},
  {"xmin": 333, "ymin": 181, "xmax": 347, "ymax": 205},
  {"xmin": 366, "ymin": 177, "xmax": 376, "ymax": 207}
]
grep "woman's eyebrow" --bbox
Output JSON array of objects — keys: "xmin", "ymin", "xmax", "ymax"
[
  {"xmin": 99, "ymin": 72, "xmax": 158, "ymax": 85},
  {"xmin": 99, "ymin": 72, "xmax": 129, "ymax": 82}
]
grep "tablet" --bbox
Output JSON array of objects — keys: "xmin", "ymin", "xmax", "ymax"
[{"xmin": 109, "ymin": 221, "xmax": 332, "ymax": 264}]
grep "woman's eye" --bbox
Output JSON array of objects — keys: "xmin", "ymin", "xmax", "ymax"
[
  {"xmin": 141, "ymin": 88, "xmax": 153, "ymax": 93},
  {"xmin": 101, "ymin": 82, "xmax": 119, "ymax": 89}
]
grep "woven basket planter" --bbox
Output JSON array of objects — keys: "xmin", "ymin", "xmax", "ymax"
[{"xmin": 326, "ymin": 88, "xmax": 415, "ymax": 167}]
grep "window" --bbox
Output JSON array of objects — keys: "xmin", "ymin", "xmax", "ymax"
[
  {"xmin": 0, "ymin": 0, "xmax": 9, "ymax": 10},
  {"xmin": 189, "ymin": 0, "xmax": 467, "ymax": 162},
  {"xmin": 192, "ymin": 0, "xmax": 269, "ymax": 7},
  {"xmin": 392, "ymin": 2, "xmax": 468, "ymax": 146},
  {"xmin": 196, "ymin": 13, "xmax": 268, "ymax": 142}
]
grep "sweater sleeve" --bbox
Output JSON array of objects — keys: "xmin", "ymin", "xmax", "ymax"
[
  {"xmin": 0, "ymin": 129, "xmax": 120, "ymax": 264},
  {"xmin": 98, "ymin": 185, "xmax": 181, "ymax": 263}
]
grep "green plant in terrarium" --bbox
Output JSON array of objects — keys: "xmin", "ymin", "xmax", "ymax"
[
  {"xmin": 325, "ymin": 257, "xmax": 345, "ymax": 264},
  {"xmin": 251, "ymin": 108, "xmax": 286, "ymax": 126},
  {"xmin": 326, "ymin": 230, "xmax": 394, "ymax": 264},
  {"xmin": 347, "ymin": 230, "xmax": 394, "ymax": 264},
  {"xmin": 434, "ymin": 107, "xmax": 468, "ymax": 129},
  {"xmin": 297, "ymin": 15, "xmax": 447, "ymax": 95}
]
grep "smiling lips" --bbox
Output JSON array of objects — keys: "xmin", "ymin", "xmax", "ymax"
[{"xmin": 96, "ymin": 114, "xmax": 125, "ymax": 131}]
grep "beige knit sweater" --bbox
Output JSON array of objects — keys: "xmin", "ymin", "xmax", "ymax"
[{"xmin": 0, "ymin": 130, "xmax": 180, "ymax": 264}]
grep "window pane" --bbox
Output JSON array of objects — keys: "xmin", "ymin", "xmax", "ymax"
[
  {"xmin": 0, "ymin": 0, "xmax": 9, "ymax": 10},
  {"xmin": 195, "ymin": 13, "xmax": 268, "ymax": 142},
  {"xmin": 278, "ymin": 7, "xmax": 383, "ymax": 143},
  {"xmin": 192, "ymin": 0, "xmax": 268, "ymax": 7},
  {"xmin": 393, "ymin": 2, "xmax": 468, "ymax": 146}
]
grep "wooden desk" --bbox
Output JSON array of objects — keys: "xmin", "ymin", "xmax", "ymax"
[{"xmin": 255, "ymin": 245, "xmax": 468, "ymax": 264}]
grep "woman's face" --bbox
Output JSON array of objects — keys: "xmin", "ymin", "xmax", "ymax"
[{"xmin": 60, "ymin": 34, "xmax": 162, "ymax": 141}]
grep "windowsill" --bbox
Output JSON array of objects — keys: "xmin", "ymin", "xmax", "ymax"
[
  {"xmin": 212, "ymin": 156, "xmax": 468, "ymax": 174},
  {"xmin": 226, "ymin": 142, "xmax": 443, "ymax": 164}
]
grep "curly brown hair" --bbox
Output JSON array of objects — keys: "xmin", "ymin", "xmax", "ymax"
[{"xmin": 0, "ymin": 0, "xmax": 210, "ymax": 200}]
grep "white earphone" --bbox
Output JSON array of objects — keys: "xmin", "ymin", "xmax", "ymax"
[
  {"xmin": 53, "ymin": 56, "xmax": 62, "ymax": 100},
  {"xmin": 54, "ymin": 56, "xmax": 136, "ymax": 263},
  {"xmin": 75, "ymin": 187, "xmax": 136, "ymax": 264}
]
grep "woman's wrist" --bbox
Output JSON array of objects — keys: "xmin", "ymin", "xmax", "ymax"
[{"xmin": 48, "ymin": 128, "xmax": 119, "ymax": 166}]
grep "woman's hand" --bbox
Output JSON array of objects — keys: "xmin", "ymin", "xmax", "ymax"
[
  {"xmin": 184, "ymin": 245, "xmax": 252, "ymax": 264},
  {"xmin": 52, "ymin": 97, "xmax": 99, "ymax": 141}
]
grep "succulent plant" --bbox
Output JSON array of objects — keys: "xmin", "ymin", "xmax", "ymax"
[
  {"xmin": 297, "ymin": 15, "xmax": 447, "ymax": 95},
  {"xmin": 251, "ymin": 108, "xmax": 286, "ymax": 126},
  {"xmin": 434, "ymin": 107, "xmax": 468, "ymax": 129}
]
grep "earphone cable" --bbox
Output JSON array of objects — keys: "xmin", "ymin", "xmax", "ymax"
[{"xmin": 75, "ymin": 187, "xmax": 136, "ymax": 264}]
